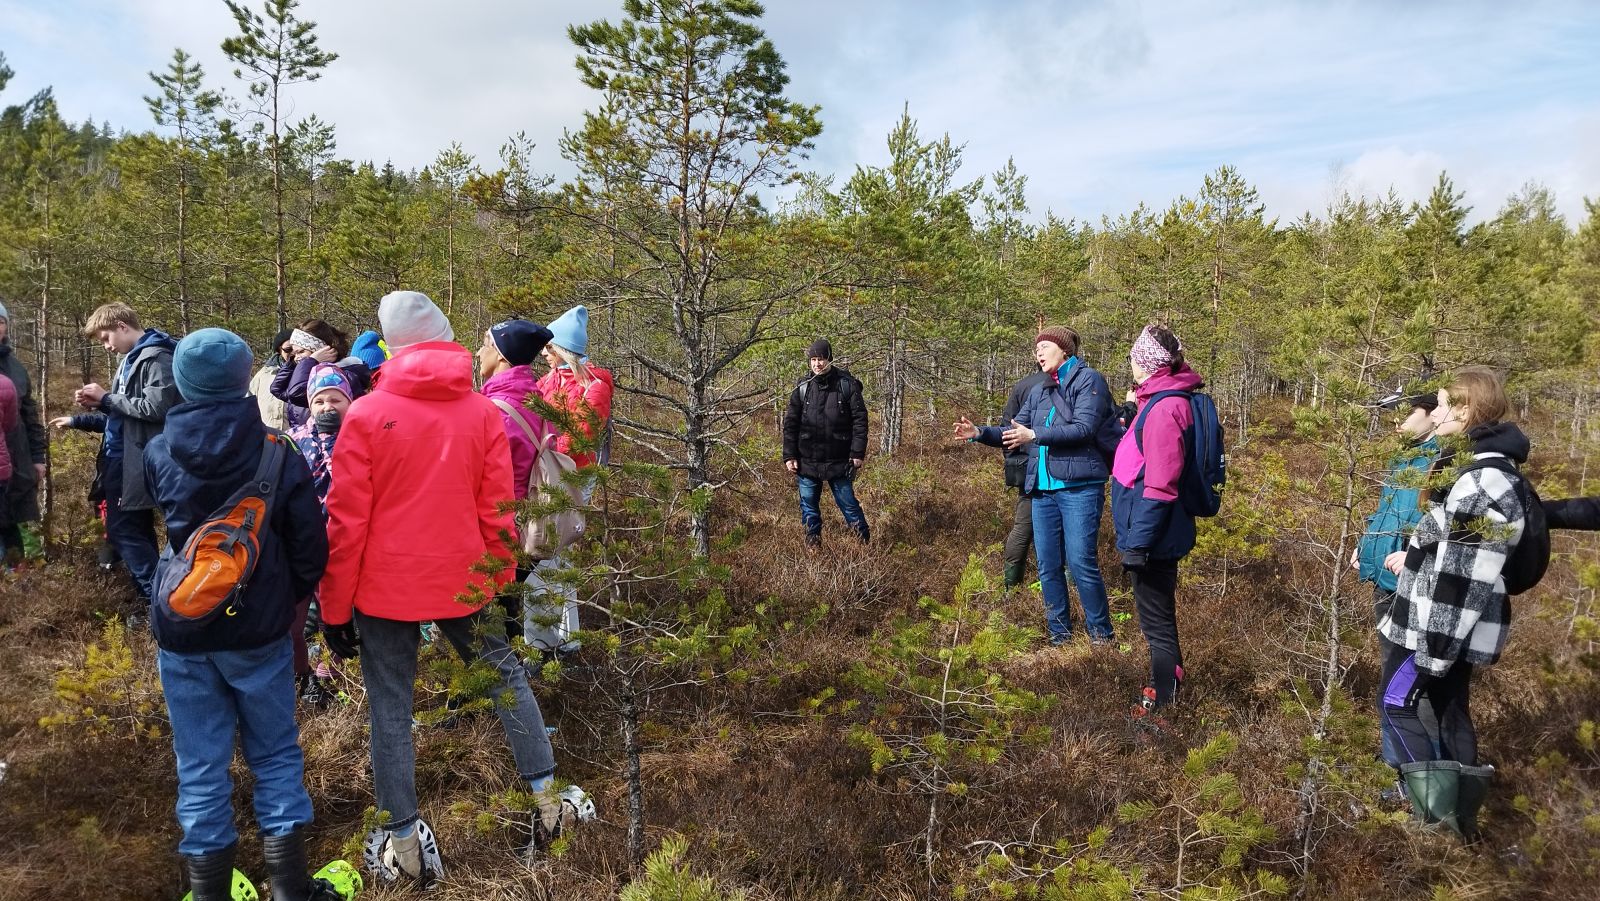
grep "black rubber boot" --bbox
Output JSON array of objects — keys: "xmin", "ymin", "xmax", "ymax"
[
  {"xmin": 1455, "ymin": 764, "xmax": 1495, "ymax": 841},
  {"xmin": 183, "ymin": 843, "xmax": 241, "ymax": 901},
  {"xmin": 263, "ymin": 828, "xmax": 313, "ymax": 901}
]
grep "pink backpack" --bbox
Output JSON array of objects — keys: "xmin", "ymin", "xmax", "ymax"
[{"xmin": 490, "ymin": 398, "xmax": 586, "ymax": 559}]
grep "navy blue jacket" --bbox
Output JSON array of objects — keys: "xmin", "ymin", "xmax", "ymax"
[
  {"xmin": 143, "ymin": 397, "xmax": 328, "ymax": 653},
  {"xmin": 975, "ymin": 359, "xmax": 1111, "ymax": 493}
]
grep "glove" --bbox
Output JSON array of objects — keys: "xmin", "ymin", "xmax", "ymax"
[
  {"xmin": 1121, "ymin": 549, "xmax": 1149, "ymax": 571},
  {"xmin": 323, "ymin": 621, "xmax": 361, "ymax": 660}
]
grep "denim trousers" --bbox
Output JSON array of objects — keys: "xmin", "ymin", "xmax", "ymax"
[
  {"xmin": 1030, "ymin": 483, "xmax": 1113, "ymax": 641},
  {"xmin": 158, "ymin": 635, "xmax": 313, "ymax": 855},
  {"xmin": 357, "ymin": 608, "xmax": 556, "ymax": 832},
  {"xmin": 103, "ymin": 459, "xmax": 160, "ymax": 600},
  {"xmin": 797, "ymin": 474, "xmax": 868, "ymax": 539}
]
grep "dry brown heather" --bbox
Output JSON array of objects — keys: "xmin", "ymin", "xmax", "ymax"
[{"xmin": 2, "ymin": 397, "xmax": 1598, "ymax": 900}]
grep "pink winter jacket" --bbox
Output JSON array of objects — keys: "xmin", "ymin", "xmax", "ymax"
[
  {"xmin": 0, "ymin": 373, "xmax": 16, "ymax": 483},
  {"xmin": 482, "ymin": 366, "xmax": 553, "ymax": 499}
]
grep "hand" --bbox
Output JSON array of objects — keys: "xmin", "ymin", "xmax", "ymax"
[
  {"xmin": 1125, "ymin": 389, "xmax": 1137, "ymax": 404},
  {"xmin": 311, "ymin": 345, "xmax": 338, "ymax": 363},
  {"xmin": 851, "ymin": 458, "xmax": 864, "ymax": 470},
  {"xmin": 1121, "ymin": 549, "xmax": 1149, "ymax": 571},
  {"xmin": 77, "ymin": 383, "xmax": 106, "ymax": 406},
  {"xmin": 952, "ymin": 416, "xmax": 979, "ymax": 441},
  {"xmin": 1384, "ymin": 551, "xmax": 1407, "ymax": 576},
  {"xmin": 323, "ymin": 621, "xmax": 361, "ymax": 659},
  {"xmin": 1348, "ymin": 548, "xmax": 1359, "ymax": 570},
  {"xmin": 49, "ymin": 416, "xmax": 73, "ymax": 429},
  {"xmin": 34, "ymin": 463, "xmax": 46, "ymax": 481},
  {"xmin": 1000, "ymin": 419, "xmax": 1035, "ymax": 451},
  {"xmin": 784, "ymin": 459, "xmax": 798, "ymax": 474}
]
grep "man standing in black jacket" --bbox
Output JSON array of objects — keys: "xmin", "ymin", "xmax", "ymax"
[
  {"xmin": 782, "ymin": 338, "xmax": 870, "ymax": 547},
  {"xmin": 992, "ymin": 366, "xmax": 1055, "ymax": 589}
]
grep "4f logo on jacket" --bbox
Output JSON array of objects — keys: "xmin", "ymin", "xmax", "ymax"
[{"xmin": 383, "ymin": 420, "xmax": 397, "ymax": 430}]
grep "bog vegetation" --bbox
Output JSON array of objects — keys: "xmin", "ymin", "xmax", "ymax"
[{"xmin": 2, "ymin": 1, "xmax": 1599, "ymax": 898}]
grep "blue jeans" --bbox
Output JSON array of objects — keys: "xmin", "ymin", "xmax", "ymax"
[
  {"xmin": 797, "ymin": 474, "xmax": 868, "ymax": 540},
  {"xmin": 104, "ymin": 457, "xmax": 159, "ymax": 600},
  {"xmin": 1031, "ymin": 483, "xmax": 1113, "ymax": 641},
  {"xmin": 157, "ymin": 636, "xmax": 313, "ymax": 855}
]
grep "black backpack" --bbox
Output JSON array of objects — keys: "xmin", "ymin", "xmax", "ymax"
[
  {"xmin": 1133, "ymin": 390, "xmax": 1227, "ymax": 518},
  {"xmin": 1460, "ymin": 456, "xmax": 1551, "ymax": 595},
  {"xmin": 797, "ymin": 374, "xmax": 854, "ymax": 404}
]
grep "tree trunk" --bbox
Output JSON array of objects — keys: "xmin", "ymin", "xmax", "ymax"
[
  {"xmin": 271, "ymin": 94, "xmax": 287, "ymax": 331},
  {"xmin": 619, "ymin": 664, "xmax": 646, "ymax": 870}
]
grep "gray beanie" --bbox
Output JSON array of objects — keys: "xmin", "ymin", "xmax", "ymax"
[
  {"xmin": 173, "ymin": 328, "xmax": 254, "ymax": 402},
  {"xmin": 0, "ymin": 299, "xmax": 9, "ymax": 321},
  {"xmin": 378, "ymin": 290, "xmax": 453, "ymax": 350}
]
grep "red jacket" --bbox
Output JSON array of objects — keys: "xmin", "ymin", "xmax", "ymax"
[
  {"xmin": 319, "ymin": 341, "xmax": 516, "ymax": 625},
  {"xmin": 536, "ymin": 363, "xmax": 614, "ymax": 468}
]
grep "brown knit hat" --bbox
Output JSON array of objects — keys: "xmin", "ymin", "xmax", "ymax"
[{"xmin": 1034, "ymin": 326, "xmax": 1079, "ymax": 356}]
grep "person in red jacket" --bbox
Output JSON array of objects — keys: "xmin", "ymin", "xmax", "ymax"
[
  {"xmin": 0, "ymin": 372, "xmax": 17, "ymax": 559},
  {"xmin": 318, "ymin": 291, "xmax": 588, "ymax": 887}
]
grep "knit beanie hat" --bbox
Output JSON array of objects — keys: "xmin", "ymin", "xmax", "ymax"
[
  {"xmin": 268, "ymin": 328, "xmax": 293, "ymax": 356},
  {"xmin": 173, "ymin": 328, "xmax": 254, "ymax": 402},
  {"xmin": 1130, "ymin": 325, "xmax": 1179, "ymax": 374},
  {"xmin": 490, "ymin": 319, "xmax": 555, "ymax": 367},
  {"xmin": 1034, "ymin": 327, "xmax": 1078, "ymax": 356},
  {"xmin": 351, "ymin": 330, "xmax": 390, "ymax": 371},
  {"xmin": 546, "ymin": 305, "xmax": 590, "ymax": 356},
  {"xmin": 0, "ymin": 299, "xmax": 9, "ymax": 322},
  {"xmin": 306, "ymin": 363, "xmax": 356, "ymax": 403},
  {"xmin": 378, "ymin": 290, "xmax": 454, "ymax": 350},
  {"xmin": 807, "ymin": 337, "xmax": 833, "ymax": 360}
]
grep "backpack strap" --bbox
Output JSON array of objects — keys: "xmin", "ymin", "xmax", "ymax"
[
  {"xmin": 1132, "ymin": 391, "xmax": 1193, "ymax": 452},
  {"xmin": 491, "ymin": 397, "xmax": 554, "ymax": 455}
]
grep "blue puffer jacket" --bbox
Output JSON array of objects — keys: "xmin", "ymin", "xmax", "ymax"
[
  {"xmin": 143, "ymin": 397, "xmax": 329, "ymax": 653},
  {"xmin": 974, "ymin": 358, "xmax": 1112, "ymax": 492},
  {"xmin": 1357, "ymin": 438, "xmax": 1439, "ymax": 593}
]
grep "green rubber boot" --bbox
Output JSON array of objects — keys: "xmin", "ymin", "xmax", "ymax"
[
  {"xmin": 1400, "ymin": 760, "xmax": 1462, "ymax": 833},
  {"xmin": 1454, "ymin": 764, "xmax": 1495, "ymax": 842},
  {"xmin": 310, "ymin": 860, "xmax": 363, "ymax": 900},
  {"xmin": 1003, "ymin": 560, "xmax": 1025, "ymax": 591}
]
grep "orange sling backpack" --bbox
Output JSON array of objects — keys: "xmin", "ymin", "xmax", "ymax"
[{"xmin": 154, "ymin": 432, "xmax": 289, "ymax": 624}]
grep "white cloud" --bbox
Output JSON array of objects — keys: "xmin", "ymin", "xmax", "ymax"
[{"xmin": 3, "ymin": 0, "xmax": 1596, "ymax": 224}]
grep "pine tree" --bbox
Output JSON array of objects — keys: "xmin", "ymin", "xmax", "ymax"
[
  {"xmin": 143, "ymin": 48, "xmax": 222, "ymax": 332},
  {"xmin": 221, "ymin": 0, "xmax": 338, "ymax": 330}
]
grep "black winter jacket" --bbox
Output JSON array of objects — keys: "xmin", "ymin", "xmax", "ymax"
[
  {"xmin": 143, "ymin": 397, "xmax": 329, "ymax": 653},
  {"xmin": 1546, "ymin": 495, "xmax": 1600, "ymax": 531},
  {"xmin": 782, "ymin": 366, "xmax": 868, "ymax": 481},
  {"xmin": 999, "ymin": 370, "xmax": 1055, "ymax": 488}
]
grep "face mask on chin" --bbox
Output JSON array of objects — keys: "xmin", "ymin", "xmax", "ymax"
[{"xmin": 313, "ymin": 409, "xmax": 344, "ymax": 436}]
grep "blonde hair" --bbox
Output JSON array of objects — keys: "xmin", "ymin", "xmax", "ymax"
[
  {"xmin": 83, "ymin": 302, "xmax": 141, "ymax": 337},
  {"xmin": 551, "ymin": 343, "xmax": 593, "ymax": 385},
  {"xmin": 1447, "ymin": 365, "xmax": 1509, "ymax": 429}
]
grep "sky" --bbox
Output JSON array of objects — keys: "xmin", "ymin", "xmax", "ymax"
[{"xmin": 2, "ymin": 0, "xmax": 1598, "ymax": 226}]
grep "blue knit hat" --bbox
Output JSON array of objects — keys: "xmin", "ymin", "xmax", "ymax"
[
  {"xmin": 490, "ymin": 319, "xmax": 554, "ymax": 366},
  {"xmin": 174, "ymin": 328, "xmax": 254, "ymax": 402},
  {"xmin": 351, "ymin": 330, "xmax": 390, "ymax": 370},
  {"xmin": 546, "ymin": 305, "xmax": 589, "ymax": 356}
]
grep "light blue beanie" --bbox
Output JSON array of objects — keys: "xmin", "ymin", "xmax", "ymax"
[
  {"xmin": 173, "ymin": 328, "xmax": 254, "ymax": 402},
  {"xmin": 546, "ymin": 305, "xmax": 589, "ymax": 357}
]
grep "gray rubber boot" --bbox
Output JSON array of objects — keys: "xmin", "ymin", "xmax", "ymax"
[
  {"xmin": 1400, "ymin": 760, "xmax": 1462, "ymax": 833},
  {"xmin": 263, "ymin": 828, "xmax": 312, "ymax": 901},
  {"xmin": 182, "ymin": 843, "xmax": 241, "ymax": 901},
  {"xmin": 1454, "ymin": 764, "xmax": 1496, "ymax": 841}
]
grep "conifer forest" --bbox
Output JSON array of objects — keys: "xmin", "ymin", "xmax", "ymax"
[{"xmin": 2, "ymin": 1, "xmax": 1599, "ymax": 899}]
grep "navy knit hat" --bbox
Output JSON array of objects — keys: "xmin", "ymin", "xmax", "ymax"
[
  {"xmin": 174, "ymin": 328, "xmax": 254, "ymax": 402},
  {"xmin": 490, "ymin": 319, "xmax": 554, "ymax": 367},
  {"xmin": 807, "ymin": 337, "xmax": 833, "ymax": 360}
]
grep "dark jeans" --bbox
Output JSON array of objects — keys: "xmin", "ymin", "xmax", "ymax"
[
  {"xmin": 797, "ymin": 474, "xmax": 869, "ymax": 540},
  {"xmin": 1004, "ymin": 493, "xmax": 1033, "ymax": 570},
  {"xmin": 1380, "ymin": 638, "xmax": 1476, "ymax": 765},
  {"xmin": 1131, "ymin": 557, "xmax": 1183, "ymax": 705},
  {"xmin": 1031, "ymin": 484, "xmax": 1112, "ymax": 641},
  {"xmin": 356, "ymin": 608, "xmax": 556, "ymax": 832},
  {"xmin": 104, "ymin": 459, "xmax": 159, "ymax": 601}
]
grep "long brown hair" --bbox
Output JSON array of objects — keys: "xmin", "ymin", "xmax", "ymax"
[{"xmin": 1447, "ymin": 366, "xmax": 1508, "ymax": 430}]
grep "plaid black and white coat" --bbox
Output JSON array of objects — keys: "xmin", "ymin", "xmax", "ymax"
[{"xmin": 1379, "ymin": 430, "xmax": 1528, "ymax": 677}]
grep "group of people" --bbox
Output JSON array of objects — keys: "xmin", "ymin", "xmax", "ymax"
[{"xmin": 6, "ymin": 294, "xmax": 610, "ymax": 898}]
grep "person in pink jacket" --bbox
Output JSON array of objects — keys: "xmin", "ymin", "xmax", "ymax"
[
  {"xmin": 319, "ymin": 291, "xmax": 586, "ymax": 887},
  {"xmin": 476, "ymin": 318, "xmax": 555, "ymax": 641},
  {"xmin": 536, "ymin": 305, "xmax": 614, "ymax": 470},
  {"xmin": 0, "ymin": 372, "xmax": 19, "ymax": 560}
]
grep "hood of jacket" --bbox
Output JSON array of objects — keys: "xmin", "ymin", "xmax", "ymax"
[
  {"xmin": 379, "ymin": 341, "xmax": 475, "ymax": 401},
  {"xmin": 1467, "ymin": 420, "xmax": 1530, "ymax": 464},
  {"xmin": 161, "ymin": 397, "xmax": 268, "ymax": 480},
  {"xmin": 1134, "ymin": 363, "xmax": 1205, "ymax": 400}
]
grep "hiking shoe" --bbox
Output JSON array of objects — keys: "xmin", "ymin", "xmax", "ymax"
[
  {"xmin": 530, "ymin": 785, "xmax": 596, "ymax": 853},
  {"xmin": 364, "ymin": 821, "xmax": 442, "ymax": 890},
  {"xmin": 298, "ymin": 674, "xmax": 334, "ymax": 710}
]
